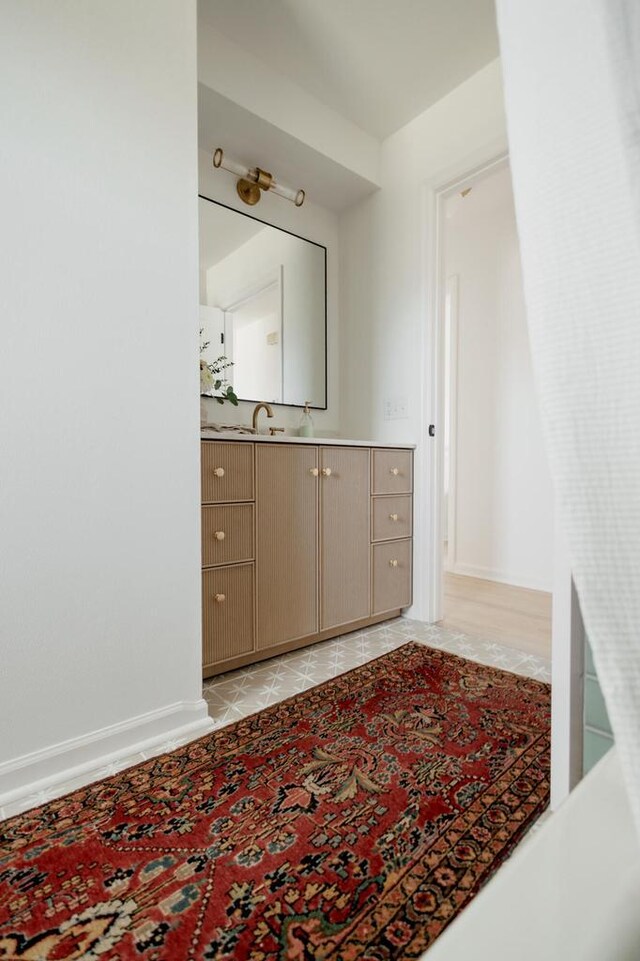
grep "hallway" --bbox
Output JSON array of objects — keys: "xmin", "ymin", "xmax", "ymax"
[{"xmin": 439, "ymin": 572, "xmax": 552, "ymax": 659}]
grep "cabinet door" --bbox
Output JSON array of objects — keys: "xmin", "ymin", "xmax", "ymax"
[
  {"xmin": 320, "ymin": 446, "xmax": 371, "ymax": 630},
  {"xmin": 255, "ymin": 444, "xmax": 319, "ymax": 649}
]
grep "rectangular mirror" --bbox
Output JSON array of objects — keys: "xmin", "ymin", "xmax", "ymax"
[{"xmin": 199, "ymin": 195, "xmax": 327, "ymax": 408}]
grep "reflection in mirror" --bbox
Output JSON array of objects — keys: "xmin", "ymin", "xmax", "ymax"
[
  {"xmin": 199, "ymin": 196, "xmax": 327, "ymax": 408},
  {"xmin": 225, "ymin": 268, "xmax": 283, "ymax": 404}
]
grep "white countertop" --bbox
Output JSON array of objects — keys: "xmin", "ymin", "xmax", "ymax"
[{"xmin": 200, "ymin": 429, "xmax": 416, "ymax": 450}]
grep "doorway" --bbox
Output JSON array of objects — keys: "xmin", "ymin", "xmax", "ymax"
[{"xmin": 435, "ymin": 159, "xmax": 553, "ymax": 659}]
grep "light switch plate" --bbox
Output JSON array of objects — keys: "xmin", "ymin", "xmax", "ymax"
[{"xmin": 383, "ymin": 395, "xmax": 409, "ymax": 420}]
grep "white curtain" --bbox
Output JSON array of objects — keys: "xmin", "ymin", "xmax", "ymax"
[{"xmin": 496, "ymin": 0, "xmax": 640, "ymax": 833}]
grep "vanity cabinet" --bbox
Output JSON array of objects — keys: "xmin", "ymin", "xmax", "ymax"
[{"xmin": 201, "ymin": 439, "xmax": 413, "ymax": 677}]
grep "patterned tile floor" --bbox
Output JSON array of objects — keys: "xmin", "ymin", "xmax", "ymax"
[
  {"xmin": 1, "ymin": 618, "xmax": 551, "ymax": 822},
  {"xmin": 203, "ymin": 617, "xmax": 551, "ymax": 728}
]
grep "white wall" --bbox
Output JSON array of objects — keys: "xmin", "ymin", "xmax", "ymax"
[
  {"xmin": 444, "ymin": 164, "xmax": 554, "ymax": 590},
  {"xmin": 233, "ymin": 312, "xmax": 282, "ymax": 404},
  {"xmin": 0, "ymin": 0, "xmax": 208, "ymax": 800},
  {"xmin": 199, "ymin": 150, "xmax": 340, "ymax": 432},
  {"xmin": 339, "ymin": 59, "xmax": 509, "ymax": 618}
]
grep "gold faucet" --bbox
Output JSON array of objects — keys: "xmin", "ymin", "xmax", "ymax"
[{"xmin": 252, "ymin": 402, "xmax": 274, "ymax": 432}]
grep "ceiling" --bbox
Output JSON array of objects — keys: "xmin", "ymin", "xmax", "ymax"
[{"xmin": 198, "ymin": 0, "xmax": 499, "ymax": 140}]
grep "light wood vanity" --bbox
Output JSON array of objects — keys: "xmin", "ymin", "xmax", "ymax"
[{"xmin": 200, "ymin": 437, "xmax": 414, "ymax": 677}]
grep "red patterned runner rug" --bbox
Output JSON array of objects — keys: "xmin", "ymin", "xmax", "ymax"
[{"xmin": 0, "ymin": 643, "xmax": 550, "ymax": 960}]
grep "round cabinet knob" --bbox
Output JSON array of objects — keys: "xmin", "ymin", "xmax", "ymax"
[
  {"xmin": 389, "ymin": 513, "xmax": 399, "ymax": 522},
  {"xmin": 214, "ymin": 593, "xmax": 226, "ymax": 603},
  {"xmin": 389, "ymin": 559, "xmax": 399, "ymax": 568},
  {"xmin": 214, "ymin": 530, "xmax": 225, "ymax": 541},
  {"xmin": 213, "ymin": 467, "xmax": 225, "ymax": 478},
  {"xmin": 309, "ymin": 467, "xmax": 319, "ymax": 476},
  {"xmin": 321, "ymin": 468, "xmax": 332, "ymax": 477},
  {"xmin": 390, "ymin": 467, "xmax": 399, "ymax": 476}
]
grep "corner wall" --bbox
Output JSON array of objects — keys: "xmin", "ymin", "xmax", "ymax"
[
  {"xmin": 339, "ymin": 59, "xmax": 509, "ymax": 617},
  {"xmin": 0, "ymin": 0, "xmax": 209, "ymax": 804}
]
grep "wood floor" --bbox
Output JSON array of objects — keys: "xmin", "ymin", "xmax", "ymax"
[{"xmin": 439, "ymin": 572, "xmax": 552, "ymax": 659}]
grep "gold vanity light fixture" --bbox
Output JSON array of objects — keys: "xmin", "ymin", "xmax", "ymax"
[{"xmin": 213, "ymin": 148, "xmax": 305, "ymax": 207}]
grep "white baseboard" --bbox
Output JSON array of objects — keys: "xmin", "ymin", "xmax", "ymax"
[
  {"xmin": 0, "ymin": 699, "xmax": 214, "ymax": 811},
  {"xmin": 448, "ymin": 561, "xmax": 552, "ymax": 594}
]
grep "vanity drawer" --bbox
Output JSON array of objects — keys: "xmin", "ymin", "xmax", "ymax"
[
  {"xmin": 202, "ymin": 563, "xmax": 254, "ymax": 670},
  {"xmin": 202, "ymin": 504, "xmax": 254, "ymax": 568},
  {"xmin": 372, "ymin": 449, "xmax": 413, "ymax": 495},
  {"xmin": 372, "ymin": 495, "xmax": 413, "ymax": 542},
  {"xmin": 372, "ymin": 539, "xmax": 412, "ymax": 614},
  {"xmin": 201, "ymin": 441, "xmax": 254, "ymax": 504}
]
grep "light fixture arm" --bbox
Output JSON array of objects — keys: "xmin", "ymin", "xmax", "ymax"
[{"xmin": 213, "ymin": 148, "xmax": 305, "ymax": 207}]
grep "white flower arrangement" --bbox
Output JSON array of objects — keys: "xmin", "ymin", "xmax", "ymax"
[{"xmin": 200, "ymin": 330, "xmax": 238, "ymax": 405}]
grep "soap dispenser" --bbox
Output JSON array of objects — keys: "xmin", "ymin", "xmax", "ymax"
[{"xmin": 298, "ymin": 401, "xmax": 314, "ymax": 438}]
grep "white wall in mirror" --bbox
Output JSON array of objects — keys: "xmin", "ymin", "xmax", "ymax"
[
  {"xmin": 225, "ymin": 271, "xmax": 283, "ymax": 404},
  {"xmin": 198, "ymin": 150, "xmax": 340, "ymax": 435},
  {"xmin": 199, "ymin": 195, "xmax": 326, "ymax": 409}
]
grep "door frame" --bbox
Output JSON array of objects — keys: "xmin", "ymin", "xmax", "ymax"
[
  {"xmin": 420, "ymin": 149, "xmax": 508, "ymax": 626},
  {"xmin": 418, "ymin": 146, "xmax": 585, "ymax": 806},
  {"xmin": 443, "ymin": 272, "xmax": 459, "ymax": 573}
]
